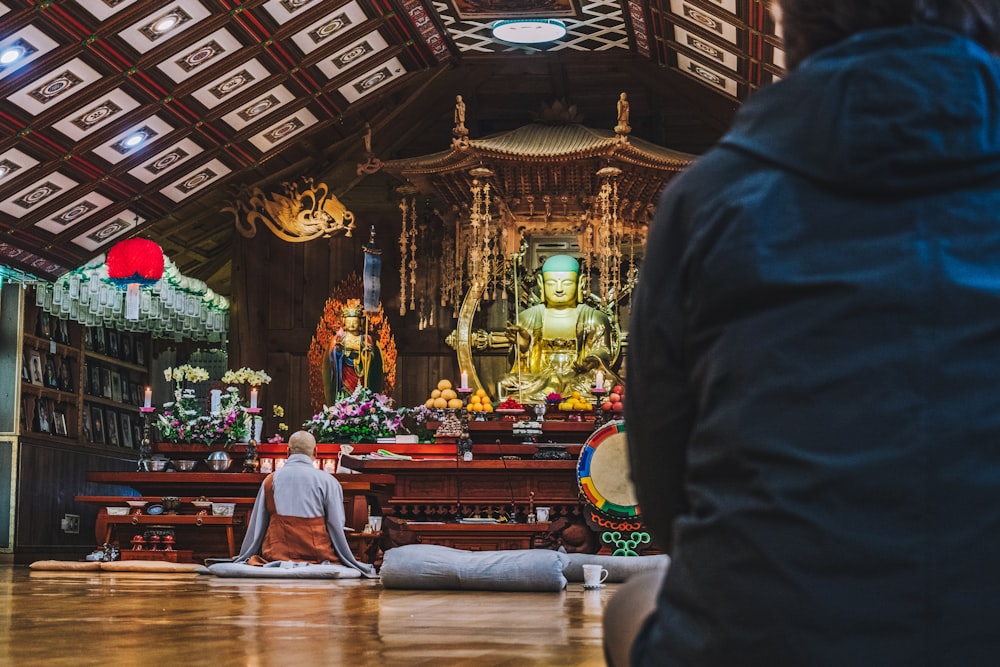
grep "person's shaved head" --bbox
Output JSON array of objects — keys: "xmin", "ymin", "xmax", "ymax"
[{"xmin": 288, "ymin": 430, "xmax": 318, "ymax": 458}]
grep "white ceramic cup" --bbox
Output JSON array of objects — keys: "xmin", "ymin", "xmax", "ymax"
[
  {"xmin": 368, "ymin": 516, "xmax": 383, "ymax": 532},
  {"xmin": 582, "ymin": 564, "xmax": 609, "ymax": 588},
  {"xmin": 535, "ymin": 506, "xmax": 550, "ymax": 522}
]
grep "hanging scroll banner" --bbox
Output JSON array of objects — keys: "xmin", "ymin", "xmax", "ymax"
[{"xmin": 362, "ymin": 226, "xmax": 382, "ymax": 314}]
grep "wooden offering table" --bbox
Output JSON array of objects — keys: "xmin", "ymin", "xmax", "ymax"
[
  {"xmin": 339, "ymin": 457, "xmax": 583, "ymax": 550},
  {"xmin": 81, "ymin": 471, "xmax": 395, "ymax": 562}
]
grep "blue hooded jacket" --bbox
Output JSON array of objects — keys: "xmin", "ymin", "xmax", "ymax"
[{"xmin": 627, "ymin": 25, "xmax": 1000, "ymax": 666}]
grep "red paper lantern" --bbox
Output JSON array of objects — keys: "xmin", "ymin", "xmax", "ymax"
[{"xmin": 106, "ymin": 238, "xmax": 164, "ymax": 288}]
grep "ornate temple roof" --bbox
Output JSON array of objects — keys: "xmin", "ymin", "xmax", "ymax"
[{"xmin": 382, "ymin": 120, "xmax": 696, "ymax": 227}]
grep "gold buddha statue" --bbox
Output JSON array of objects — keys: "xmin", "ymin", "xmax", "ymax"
[
  {"xmin": 322, "ymin": 300, "xmax": 384, "ymax": 403},
  {"xmin": 499, "ymin": 255, "xmax": 621, "ymax": 403}
]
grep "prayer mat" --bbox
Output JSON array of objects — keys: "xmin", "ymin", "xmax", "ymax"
[
  {"xmin": 207, "ymin": 562, "xmax": 364, "ymax": 578},
  {"xmin": 29, "ymin": 560, "xmax": 206, "ymax": 574}
]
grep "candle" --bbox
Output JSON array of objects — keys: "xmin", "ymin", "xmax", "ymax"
[
  {"xmin": 210, "ymin": 388, "xmax": 221, "ymax": 415},
  {"xmin": 250, "ymin": 387, "xmax": 258, "ymax": 409},
  {"xmin": 143, "ymin": 386, "xmax": 152, "ymax": 409},
  {"xmin": 594, "ymin": 371, "xmax": 604, "ymax": 390},
  {"xmin": 460, "ymin": 369, "xmax": 469, "ymax": 389}
]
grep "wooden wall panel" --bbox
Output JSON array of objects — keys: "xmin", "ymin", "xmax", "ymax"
[{"xmin": 16, "ymin": 438, "xmax": 136, "ymax": 561}]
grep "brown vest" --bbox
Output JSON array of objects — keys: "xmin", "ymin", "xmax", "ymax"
[{"xmin": 259, "ymin": 473, "xmax": 339, "ymax": 564}]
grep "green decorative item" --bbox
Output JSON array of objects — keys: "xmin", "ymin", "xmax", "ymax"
[{"xmin": 601, "ymin": 530, "xmax": 651, "ymax": 557}]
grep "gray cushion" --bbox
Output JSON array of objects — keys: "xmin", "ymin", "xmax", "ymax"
[
  {"xmin": 208, "ymin": 562, "xmax": 363, "ymax": 579},
  {"xmin": 560, "ymin": 553, "xmax": 670, "ymax": 583},
  {"xmin": 380, "ymin": 544, "xmax": 568, "ymax": 591}
]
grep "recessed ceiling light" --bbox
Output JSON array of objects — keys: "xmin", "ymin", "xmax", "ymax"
[
  {"xmin": 124, "ymin": 133, "xmax": 146, "ymax": 148},
  {"xmin": 0, "ymin": 46, "xmax": 23, "ymax": 66},
  {"xmin": 491, "ymin": 19, "xmax": 567, "ymax": 45},
  {"xmin": 153, "ymin": 15, "xmax": 180, "ymax": 34}
]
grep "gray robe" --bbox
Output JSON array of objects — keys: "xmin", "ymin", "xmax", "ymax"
[{"xmin": 236, "ymin": 453, "xmax": 377, "ymax": 577}]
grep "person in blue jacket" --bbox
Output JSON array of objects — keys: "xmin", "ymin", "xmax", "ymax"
[{"xmin": 607, "ymin": 1, "xmax": 1000, "ymax": 665}]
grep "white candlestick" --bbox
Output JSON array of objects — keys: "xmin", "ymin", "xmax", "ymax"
[
  {"xmin": 250, "ymin": 387, "xmax": 258, "ymax": 409},
  {"xmin": 143, "ymin": 386, "xmax": 152, "ymax": 409},
  {"xmin": 460, "ymin": 370, "xmax": 468, "ymax": 389},
  {"xmin": 594, "ymin": 371, "xmax": 604, "ymax": 390},
  {"xmin": 210, "ymin": 388, "xmax": 221, "ymax": 415}
]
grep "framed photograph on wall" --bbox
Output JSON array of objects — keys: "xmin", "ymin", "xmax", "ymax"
[
  {"xmin": 58, "ymin": 357, "xmax": 73, "ymax": 392},
  {"xmin": 35, "ymin": 314, "xmax": 51, "ymax": 338},
  {"xmin": 105, "ymin": 409, "xmax": 120, "ymax": 446},
  {"xmin": 54, "ymin": 318, "xmax": 70, "ymax": 345},
  {"xmin": 54, "ymin": 410, "xmax": 68, "ymax": 436},
  {"xmin": 29, "ymin": 350, "xmax": 44, "ymax": 386},
  {"xmin": 43, "ymin": 356, "xmax": 58, "ymax": 389},
  {"xmin": 101, "ymin": 367, "xmax": 112, "ymax": 399},
  {"xmin": 21, "ymin": 352, "xmax": 29, "ymax": 381},
  {"xmin": 92, "ymin": 327, "xmax": 105, "ymax": 354},
  {"xmin": 110, "ymin": 371, "xmax": 123, "ymax": 403},
  {"xmin": 120, "ymin": 333, "xmax": 133, "ymax": 364},
  {"xmin": 35, "ymin": 398, "xmax": 52, "ymax": 434},
  {"xmin": 134, "ymin": 338, "xmax": 145, "ymax": 366},
  {"xmin": 83, "ymin": 407, "xmax": 93, "ymax": 443},
  {"xmin": 90, "ymin": 406, "xmax": 105, "ymax": 444},
  {"xmin": 83, "ymin": 326, "xmax": 93, "ymax": 350},
  {"xmin": 107, "ymin": 330, "xmax": 120, "ymax": 359},
  {"xmin": 120, "ymin": 413, "xmax": 133, "ymax": 448},
  {"xmin": 89, "ymin": 364, "xmax": 102, "ymax": 397}
]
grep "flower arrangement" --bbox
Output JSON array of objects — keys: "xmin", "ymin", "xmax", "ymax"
[
  {"xmin": 303, "ymin": 385, "xmax": 408, "ymax": 443},
  {"xmin": 403, "ymin": 403, "xmax": 447, "ymax": 442},
  {"xmin": 165, "ymin": 364, "xmax": 210, "ymax": 384},
  {"xmin": 221, "ymin": 367, "xmax": 272, "ymax": 386},
  {"xmin": 267, "ymin": 404, "xmax": 289, "ymax": 443},
  {"xmin": 157, "ymin": 365, "xmax": 249, "ymax": 445}
]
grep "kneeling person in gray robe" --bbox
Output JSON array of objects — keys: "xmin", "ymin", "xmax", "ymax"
[{"xmin": 236, "ymin": 430, "xmax": 376, "ymax": 577}]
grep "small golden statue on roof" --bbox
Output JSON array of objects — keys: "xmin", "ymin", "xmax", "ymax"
[
  {"xmin": 614, "ymin": 92, "xmax": 631, "ymax": 137},
  {"xmin": 453, "ymin": 94, "xmax": 468, "ymax": 137}
]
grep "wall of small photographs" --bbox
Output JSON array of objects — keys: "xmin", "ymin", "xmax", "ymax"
[{"xmin": 20, "ymin": 290, "xmax": 150, "ymax": 450}]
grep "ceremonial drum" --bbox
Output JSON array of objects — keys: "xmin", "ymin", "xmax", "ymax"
[{"xmin": 576, "ymin": 420, "xmax": 640, "ymax": 520}]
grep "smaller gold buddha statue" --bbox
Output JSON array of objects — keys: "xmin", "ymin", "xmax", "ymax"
[{"xmin": 322, "ymin": 300, "xmax": 384, "ymax": 403}]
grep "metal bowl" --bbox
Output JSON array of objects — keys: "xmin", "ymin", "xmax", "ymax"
[
  {"xmin": 205, "ymin": 458, "xmax": 232, "ymax": 472},
  {"xmin": 172, "ymin": 460, "xmax": 197, "ymax": 472},
  {"xmin": 146, "ymin": 459, "xmax": 168, "ymax": 472},
  {"xmin": 206, "ymin": 450, "xmax": 232, "ymax": 472}
]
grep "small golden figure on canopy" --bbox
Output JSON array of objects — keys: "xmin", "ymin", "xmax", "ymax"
[
  {"xmin": 453, "ymin": 94, "xmax": 468, "ymax": 138},
  {"xmin": 322, "ymin": 299, "xmax": 385, "ymax": 403},
  {"xmin": 499, "ymin": 254, "xmax": 622, "ymax": 402},
  {"xmin": 614, "ymin": 92, "xmax": 631, "ymax": 135}
]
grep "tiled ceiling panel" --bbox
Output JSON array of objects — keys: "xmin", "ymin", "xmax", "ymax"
[
  {"xmin": 0, "ymin": 0, "xmax": 445, "ymax": 277},
  {"xmin": 0, "ymin": 0, "xmax": 784, "ymax": 282}
]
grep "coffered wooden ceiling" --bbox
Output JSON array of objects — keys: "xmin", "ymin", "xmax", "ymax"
[{"xmin": 0, "ymin": 0, "xmax": 783, "ymax": 293}]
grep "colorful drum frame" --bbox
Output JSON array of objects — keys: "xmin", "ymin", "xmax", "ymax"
[{"xmin": 576, "ymin": 420, "xmax": 640, "ymax": 519}]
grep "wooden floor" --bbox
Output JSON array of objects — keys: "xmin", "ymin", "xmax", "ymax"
[{"xmin": 0, "ymin": 565, "xmax": 610, "ymax": 666}]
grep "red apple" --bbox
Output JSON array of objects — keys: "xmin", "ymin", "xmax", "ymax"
[
  {"xmin": 612, "ymin": 401, "xmax": 624, "ymax": 412},
  {"xmin": 601, "ymin": 400, "xmax": 613, "ymax": 411},
  {"xmin": 608, "ymin": 392, "xmax": 621, "ymax": 403},
  {"xmin": 612, "ymin": 385, "xmax": 625, "ymax": 395}
]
